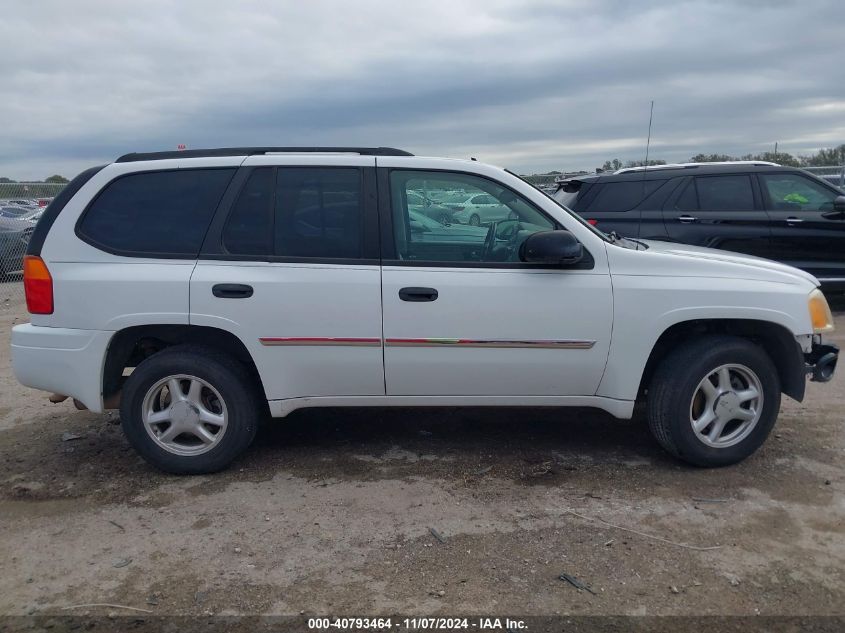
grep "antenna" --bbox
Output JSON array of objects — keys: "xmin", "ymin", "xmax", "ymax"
[{"xmin": 637, "ymin": 100, "xmax": 654, "ymax": 241}]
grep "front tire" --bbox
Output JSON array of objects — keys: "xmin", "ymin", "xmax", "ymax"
[
  {"xmin": 469, "ymin": 214, "xmax": 481, "ymax": 226},
  {"xmin": 120, "ymin": 345, "xmax": 260, "ymax": 474},
  {"xmin": 646, "ymin": 335, "xmax": 781, "ymax": 467}
]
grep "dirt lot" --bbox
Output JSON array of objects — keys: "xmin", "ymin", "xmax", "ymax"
[{"xmin": 1, "ymin": 288, "xmax": 843, "ymax": 619}]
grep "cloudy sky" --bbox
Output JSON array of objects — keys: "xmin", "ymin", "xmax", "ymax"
[{"xmin": 1, "ymin": 0, "xmax": 843, "ymax": 180}]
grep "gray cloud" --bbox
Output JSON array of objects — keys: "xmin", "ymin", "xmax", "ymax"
[{"xmin": 1, "ymin": 0, "xmax": 843, "ymax": 179}]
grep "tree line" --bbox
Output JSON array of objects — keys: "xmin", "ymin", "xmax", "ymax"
[
  {"xmin": 0, "ymin": 174, "xmax": 68, "ymax": 184},
  {"xmin": 599, "ymin": 143, "xmax": 845, "ymax": 172}
]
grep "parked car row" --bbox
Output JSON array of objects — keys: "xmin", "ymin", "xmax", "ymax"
[
  {"xmin": 0, "ymin": 199, "xmax": 47, "ymax": 277},
  {"xmin": 0, "ymin": 197, "xmax": 53, "ymax": 210},
  {"xmin": 0, "ymin": 215, "xmax": 34, "ymax": 276},
  {"xmin": 551, "ymin": 162, "xmax": 845, "ymax": 290}
]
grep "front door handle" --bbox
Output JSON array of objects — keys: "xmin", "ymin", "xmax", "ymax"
[
  {"xmin": 785, "ymin": 216, "xmax": 803, "ymax": 225},
  {"xmin": 399, "ymin": 287, "xmax": 438, "ymax": 302},
  {"xmin": 677, "ymin": 215, "xmax": 698, "ymax": 224},
  {"xmin": 212, "ymin": 283, "xmax": 253, "ymax": 298}
]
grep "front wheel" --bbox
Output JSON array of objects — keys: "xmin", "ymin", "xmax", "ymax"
[
  {"xmin": 120, "ymin": 345, "xmax": 260, "ymax": 474},
  {"xmin": 468, "ymin": 214, "xmax": 481, "ymax": 226},
  {"xmin": 646, "ymin": 335, "xmax": 781, "ymax": 467}
]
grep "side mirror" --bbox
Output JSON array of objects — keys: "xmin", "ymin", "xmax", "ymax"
[
  {"xmin": 519, "ymin": 230, "xmax": 583, "ymax": 266},
  {"xmin": 835, "ymin": 196, "xmax": 845, "ymax": 212}
]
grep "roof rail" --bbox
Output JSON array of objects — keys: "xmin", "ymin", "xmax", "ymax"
[
  {"xmin": 115, "ymin": 146, "xmax": 414, "ymax": 162},
  {"xmin": 614, "ymin": 160, "xmax": 780, "ymax": 175}
]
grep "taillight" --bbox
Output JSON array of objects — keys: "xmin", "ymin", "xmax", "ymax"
[
  {"xmin": 587, "ymin": 219, "xmax": 598, "ymax": 226},
  {"xmin": 23, "ymin": 255, "xmax": 53, "ymax": 314}
]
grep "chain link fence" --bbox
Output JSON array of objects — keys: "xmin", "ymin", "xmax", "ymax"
[
  {"xmin": 803, "ymin": 165, "xmax": 845, "ymax": 188},
  {"xmin": 1, "ymin": 182, "xmax": 66, "ymax": 309}
]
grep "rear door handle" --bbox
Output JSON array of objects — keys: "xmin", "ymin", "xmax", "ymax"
[
  {"xmin": 212, "ymin": 283, "xmax": 253, "ymax": 298},
  {"xmin": 677, "ymin": 215, "xmax": 698, "ymax": 224},
  {"xmin": 399, "ymin": 287, "xmax": 438, "ymax": 302},
  {"xmin": 785, "ymin": 217, "xmax": 803, "ymax": 225}
]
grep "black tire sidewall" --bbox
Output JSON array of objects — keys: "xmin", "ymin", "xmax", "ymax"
[
  {"xmin": 120, "ymin": 348, "xmax": 258, "ymax": 474},
  {"xmin": 652, "ymin": 339, "xmax": 781, "ymax": 467}
]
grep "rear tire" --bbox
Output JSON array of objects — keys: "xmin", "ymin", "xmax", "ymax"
[
  {"xmin": 120, "ymin": 345, "xmax": 260, "ymax": 474},
  {"xmin": 646, "ymin": 335, "xmax": 781, "ymax": 467}
]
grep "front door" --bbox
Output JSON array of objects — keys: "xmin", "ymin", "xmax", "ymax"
[
  {"xmin": 190, "ymin": 156, "xmax": 385, "ymax": 401},
  {"xmin": 662, "ymin": 174, "xmax": 771, "ymax": 258},
  {"xmin": 379, "ymin": 168, "xmax": 613, "ymax": 397},
  {"xmin": 757, "ymin": 171, "xmax": 845, "ymax": 280}
]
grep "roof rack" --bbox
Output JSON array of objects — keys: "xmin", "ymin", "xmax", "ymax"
[
  {"xmin": 115, "ymin": 146, "xmax": 414, "ymax": 162},
  {"xmin": 613, "ymin": 160, "xmax": 779, "ymax": 175}
]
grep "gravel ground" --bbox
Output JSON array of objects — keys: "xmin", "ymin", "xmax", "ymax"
[{"xmin": 0, "ymin": 289, "xmax": 843, "ymax": 618}]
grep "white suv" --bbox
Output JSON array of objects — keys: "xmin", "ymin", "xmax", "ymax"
[{"xmin": 10, "ymin": 147, "xmax": 839, "ymax": 474}]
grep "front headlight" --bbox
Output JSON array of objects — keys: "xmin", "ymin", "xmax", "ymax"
[{"xmin": 809, "ymin": 288, "xmax": 835, "ymax": 334}]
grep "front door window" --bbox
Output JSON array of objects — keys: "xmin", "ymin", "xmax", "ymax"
[{"xmin": 389, "ymin": 170, "xmax": 554, "ymax": 264}]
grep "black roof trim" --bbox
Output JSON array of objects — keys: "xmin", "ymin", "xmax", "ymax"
[{"xmin": 116, "ymin": 147, "xmax": 413, "ymax": 162}]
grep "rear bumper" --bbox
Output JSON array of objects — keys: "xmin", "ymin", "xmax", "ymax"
[
  {"xmin": 805, "ymin": 340, "xmax": 839, "ymax": 383},
  {"xmin": 11, "ymin": 324, "xmax": 112, "ymax": 412}
]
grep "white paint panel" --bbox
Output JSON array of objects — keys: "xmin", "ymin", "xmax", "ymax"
[
  {"xmin": 49, "ymin": 261, "xmax": 193, "ymax": 330},
  {"xmin": 597, "ymin": 243, "xmax": 816, "ymax": 401},
  {"xmin": 190, "ymin": 262, "xmax": 385, "ymax": 400},
  {"xmin": 382, "ymin": 266, "xmax": 613, "ymax": 396}
]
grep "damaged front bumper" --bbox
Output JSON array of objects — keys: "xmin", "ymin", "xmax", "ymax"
[{"xmin": 805, "ymin": 339, "xmax": 839, "ymax": 383}]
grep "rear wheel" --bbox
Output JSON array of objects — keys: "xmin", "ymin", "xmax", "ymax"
[
  {"xmin": 120, "ymin": 345, "xmax": 260, "ymax": 474},
  {"xmin": 647, "ymin": 335, "xmax": 781, "ymax": 467}
]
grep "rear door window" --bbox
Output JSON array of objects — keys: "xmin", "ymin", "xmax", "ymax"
[
  {"xmin": 274, "ymin": 168, "xmax": 363, "ymax": 259},
  {"xmin": 221, "ymin": 167, "xmax": 365, "ymax": 260},
  {"xmin": 694, "ymin": 175, "xmax": 754, "ymax": 210},
  {"xmin": 222, "ymin": 168, "xmax": 274, "ymax": 256},
  {"xmin": 674, "ymin": 180, "xmax": 698, "ymax": 211},
  {"xmin": 78, "ymin": 168, "xmax": 235, "ymax": 256}
]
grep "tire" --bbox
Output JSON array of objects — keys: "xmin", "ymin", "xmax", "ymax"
[
  {"xmin": 469, "ymin": 214, "xmax": 481, "ymax": 226},
  {"xmin": 646, "ymin": 335, "xmax": 781, "ymax": 467},
  {"xmin": 120, "ymin": 345, "xmax": 260, "ymax": 474},
  {"xmin": 438, "ymin": 213, "xmax": 451, "ymax": 224}
]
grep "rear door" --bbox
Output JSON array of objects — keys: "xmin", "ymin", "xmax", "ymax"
[
  {"xmin": 758, "ymin": 170, "xmax": 845, "ymax": 280},
  {"xmin": 662, "ymin": 174, "xmax": 771, "ymax": 258},
  {"xmin": 190, "ymin": 156, "xmax": 385, "ymax": 401}
]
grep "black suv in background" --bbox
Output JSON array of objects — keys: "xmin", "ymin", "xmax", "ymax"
[{"xmin": 553, "ymin": 163, "xmax": 845, "ymax": 289}]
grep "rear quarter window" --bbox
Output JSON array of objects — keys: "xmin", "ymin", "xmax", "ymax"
[
  {"xmin": 77, "ymin": 168, "xmax": 235, "ymax": 257},
  {"xmin": 582, "ymin": 180, "xmax": 663, "ymax": 213}
]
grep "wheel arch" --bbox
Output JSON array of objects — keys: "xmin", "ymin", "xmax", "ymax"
[
  {"xmin": 102, "ymin": 324, "xmax": 266, "ymax": 404},
  {"xmin": 638, "ymin": 319, "xmax": 806, "ymax": 403}
]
